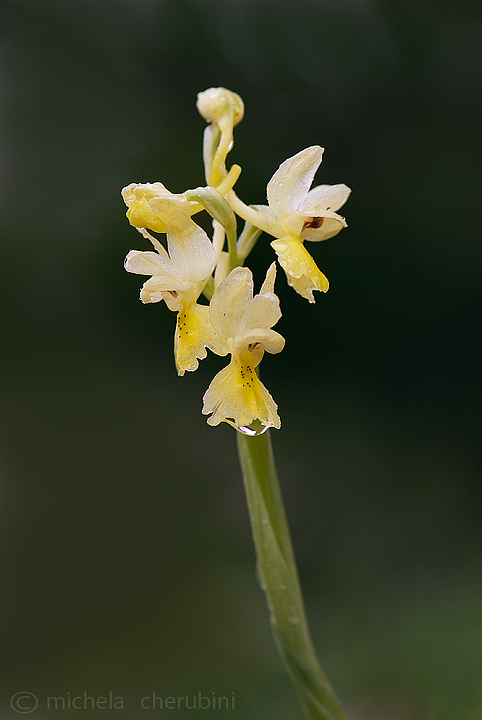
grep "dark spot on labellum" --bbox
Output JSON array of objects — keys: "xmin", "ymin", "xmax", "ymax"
[{"xmin": 303, "ymin": 217, "xmax": 324, "ymax": 230}]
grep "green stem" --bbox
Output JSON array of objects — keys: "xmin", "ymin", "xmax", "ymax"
[
  {"xmin": 236, "ymin": 430, "xmax": 346, "ymax": 720},
  {"xmin": 237, "ymin": 221, "xmax": 262, "ymax": 262}
]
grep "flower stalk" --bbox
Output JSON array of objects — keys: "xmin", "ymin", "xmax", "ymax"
[{"xmin": 237, "ymin": 429, "xmax": 346, "ymax": 720}]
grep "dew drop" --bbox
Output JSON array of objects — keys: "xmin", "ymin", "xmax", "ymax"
[{"xmin": 238, "ymin": 423, "xmax": 270, "ymax": 436}]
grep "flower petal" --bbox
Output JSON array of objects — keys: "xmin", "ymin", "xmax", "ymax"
[
  {"xmin": 235, "ymin": 328, "xmax": 285, "ymax": 355},
  {"xmin": 259, "ymin": 262, "xmax": 277, "ymax": 295},
  {"xmin": 166, "ymin": 213, "xmax": 216, "ymax": 283},
  {"xmin": 267, "ymin": 146, "xmax": 324, "ymax": 215},
  {"xmin": 209, "ymin": 266, "xmax": 254, "ymax": 340},
  {"xmin": 301, "ymin": 215, "xmax": 347, "ymax": 242},
  {"xmin": 301, "ymin": 183, "xmax": 351, "ymax": 214},
  {"xmin": 142, "ymin": 278, "xmax": 187, "ymax": 304},
  {"xmin": 202, "ymin": 358, "xmax": 281, "ymax": 430},
  {"xmin": 124, "ymin": 249, "xmax": 172, "ymax": 276},
  {"xmin": 239, "ymin": 293, "xmax": 282, "ymax": 340},
  {"xmin": 124, "ymin": 251, "xmax": 190, "ymax": 303}
]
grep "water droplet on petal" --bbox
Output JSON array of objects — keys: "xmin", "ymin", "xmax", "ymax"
[{"xmin": 237, "ymin": 423, "xmax": 270, "ymax": 436}]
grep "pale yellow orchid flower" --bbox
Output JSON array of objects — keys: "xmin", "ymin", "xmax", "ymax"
[
  {"xmin": 124, "ymin": 212, "xmax": 226, "ymax": 376},
  {"xmin": 229, "ymin": 146, "xmax": 350, "ymax": 302},
  {"xmin": 202, "ymin": 263, "xmax": 285, "ymax": 432}
]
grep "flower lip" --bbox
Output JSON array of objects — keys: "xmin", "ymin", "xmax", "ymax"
[{"xmin": 202, "ymin": 356, "xmax": 281, "ymax": 431}]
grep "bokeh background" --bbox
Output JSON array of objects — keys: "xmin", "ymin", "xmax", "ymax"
[{"xmin": 1, "ymin": 0, "xmax": 481, "ymax": 718}]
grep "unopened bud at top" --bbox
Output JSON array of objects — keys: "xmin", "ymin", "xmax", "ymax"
[{"xmin": 196, "ymin": 87, "xmax": 244, "ymax": 130}]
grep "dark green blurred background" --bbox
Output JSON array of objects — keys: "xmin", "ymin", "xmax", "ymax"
[{"xmin": 1, "ymin": 0, "xmax": 481, "ymax": 718}]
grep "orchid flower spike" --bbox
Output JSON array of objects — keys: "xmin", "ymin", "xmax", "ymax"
[
  {"xmin": 202, "ymin": 263, "xmax": 285, "ymax": 433},
  {"xmin": 124, "ymin": 212, "xmax": 226, "ymax": 376}
]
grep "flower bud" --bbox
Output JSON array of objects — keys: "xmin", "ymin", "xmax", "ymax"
[
  {"xmin": 122, "ymin": 182, "xmax": 190, "ymax": 233},
  {"xmin": 196, "ymin": 87, "xmax": 244, "ymax": 130}
]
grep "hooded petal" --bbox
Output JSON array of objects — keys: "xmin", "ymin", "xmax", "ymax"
[
  {"xmin": 301, "ymin": 215, "xmax": 347, "ymax": 242},
  {"xmin": 267, "ymin": 146, "xmax": 324, "ymax": 215},
  {"xmin": 139, "ymin": 276, "xmax": 190, "ymax": 304},
  {"xmin": 234, "ymin": 327, "xmax": 285, "ymax": 356},
  {"xmin": 202, "ymin": 357, "xmax": 281, "ymax": 430}
]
